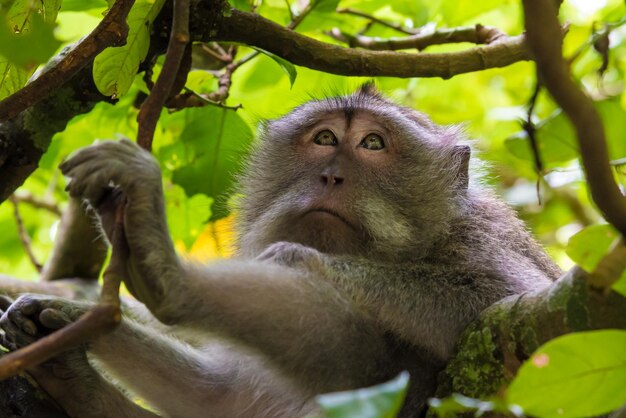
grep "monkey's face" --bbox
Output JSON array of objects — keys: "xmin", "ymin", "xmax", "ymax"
[{"xmin": 238, "ymin": 90, "xmax": 468, "ymax": 261}]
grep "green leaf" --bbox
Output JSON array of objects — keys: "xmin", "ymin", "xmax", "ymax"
[
  {"xmin": 0, "ymin": 59, "xmax": 27, "ymax": 99},
  {"xmin": 429, "ymin": 394, "xmax": 523, "ymax": 417},
  {"xmin": 507, "ymin": 330, "xmax": 626, "ymax": 418},
  {"xmin": 0, "ymin": 12, "xmax": 61, "ymax": 67},
  {"xmin": 0, "ymin": 0, "xmax": 61, "ymax": 98},
  {"xmin": 316, "ymin": 372, "xmax": 409, "ymax": 418},
  {"xmin": 93, "ymin": 0, "xmax": 165, "ymax": 97},
  {"xmin": 252, "ymin": 47, "xmax": 297, "ymax": 87},
  {"xmin": 163, "ymin": 107, "xmax": 253, "ymax": 221},
  {"xmin": 313, "ymin": 0, "xmax": 341, "ymax": 13},
  {"xmin": 566, "ymin": 224, "xmax": 618, "ymax": 271},
  {"xmin": 164, "ymin": 184, "xmax": 213, "ymax": 249},
  {"xmin": 60, "ymin": 0, "xmax": 108, "ymax": 12}
]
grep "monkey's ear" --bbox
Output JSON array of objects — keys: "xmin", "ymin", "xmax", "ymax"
[
  {"xmin": 356, "ymin": 82, "xmax": 381, "ymax": 98},
  {"xmin": 453, "ymin": 145, "xmax": 471, "ymax": 189}
]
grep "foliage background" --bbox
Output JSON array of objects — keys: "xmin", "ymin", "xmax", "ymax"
[
  {"xmin": 2, "ymin": 0, "xmax": 625, "ymax": 282},
  {"xmin": 1, "ymin": 0, "xmax": 626, "ymax": 417}
]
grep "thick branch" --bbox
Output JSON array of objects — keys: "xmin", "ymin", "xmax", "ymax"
[
  {"xmin": 522, "ymin": 0, "xmax": 626, "ymax": 236},
  {"xmin": 434, "ymin": 268, "xmax": 626, "ymax": 404},
  {"xmin": 213, "ymin": 9, "xmax": 529, "ymax": 78},
  {"xmin": 0, "ymin": 0, "xmax": 135, "ymax": 122},
  {"xmin": 327, "ymin": 24, "xmax": 506, "ymax": 51}
]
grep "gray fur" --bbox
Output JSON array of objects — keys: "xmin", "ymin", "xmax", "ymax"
[{"xmin": 0, "ymin": 86, "xmax": 560, "ymax": 417}]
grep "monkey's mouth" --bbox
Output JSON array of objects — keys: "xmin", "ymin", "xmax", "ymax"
[{"xmin": 303, "ymin": 208, "xmax": 357, "ymax": 231}]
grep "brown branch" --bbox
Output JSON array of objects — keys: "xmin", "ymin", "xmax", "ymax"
[
  {"xmin": 336, "ymin": 8, "xmax": 420, "ymax": 35},
  {"xmin": 215, "ymin": 9, "xmax": 530, "ymax": 79},
  {"xmin": 11, "ymin": 192, "xmax": 61, "ymax": 216},
  {"xmin": 0, "ymin": 0, "xmax": 136, "ymax": 122},
  {"xmin": 522, "ymin": 0, "xmax": 626, "ymax": 236},
  {"xmin": 8, "ymin": 195, "xmax": 42, "ymax": 273},
  {"xmin": 327, "ymin": 24, "xmax": 506, "ymax": 51},
  {"xmin": 137, "ymin": 0, "xmax": 190, "ymax": 151}
]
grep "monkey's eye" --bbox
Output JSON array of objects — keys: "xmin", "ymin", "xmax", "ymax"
[
  {"xmin": 360, "ymin": 134, "xmax": 385, "ymax": 150},
  {"xmin": 314, "ymin": 130, "xmax": 337, "ymax": 146}
]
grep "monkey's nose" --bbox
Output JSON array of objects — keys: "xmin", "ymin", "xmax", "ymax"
[{"xmin": 320, "ymin": 174, "xmax": 344, "ymax": 186}]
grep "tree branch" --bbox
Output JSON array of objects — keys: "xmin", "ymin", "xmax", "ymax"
[
  {"xmin": 435, "ymin": 268, "xmax": 626, "ymax": 402},
  {"xmin": 522, "ymin": 0, "xmax": 626, "ymax": 236},
  {"xmin": 8, "ymin": 195, "xmax": 42, "ymax": 273},
  {"xmin": 137, "ymin": 0, "xmax": 190, "ymax": 151},
  {"xmin": 214, "ymin": 9, "xmax": 530, "ymax": 79},
  {"xmin": 336, "ymin": 8, "xmax": 420, "ymax": 35},
  {"xmin": 0, "ymin": 0, "xmax": 136, "ymax": 122},
  {"xmin": 327, "ymin": 24, "xmax": 506, "ymax": 51}
]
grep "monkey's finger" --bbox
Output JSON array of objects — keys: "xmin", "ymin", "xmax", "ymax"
[
  {"xmin": 0, "ymin": 295, "xmax": 13, "ymax": 311},
  {"xmin": 39, "ymin": 308, "xmax": 72, "ymax": 330},
  {"xmin": 0, "ymin": 314, "xmax": 35, "ymax": 347},
  {"xmin": 6, "ymin": 307, "xmax": 38, "ymax": 336}
]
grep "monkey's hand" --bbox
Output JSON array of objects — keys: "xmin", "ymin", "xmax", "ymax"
[
  {"xmin": 59, "ymin": 139, "xmax": 181, "ymax": 313},
  {"xmin": 0, "ymin": 294, "xmax": 91, "ymax": 351},
  {"xmin": 59, "ymin": 139, "xmax": 162, "ymax": 239},
  {"xmin": 257, "ymin": 241, "xmax": 326, "ymax": 274}
]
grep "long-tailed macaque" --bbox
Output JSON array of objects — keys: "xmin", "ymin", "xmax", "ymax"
[{"xmin": 0, "ymin": 85, "xmax": 560, "ymax": 417}]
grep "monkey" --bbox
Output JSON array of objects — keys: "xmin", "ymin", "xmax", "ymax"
[{"xmin": 0, "ymin": 85, "xmax": 561, "ymax": 418}]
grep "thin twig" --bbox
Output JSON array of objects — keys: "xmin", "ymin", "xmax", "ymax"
[
  {"xmin": 327, "ymin": 24, "xmax": 505, "ymax": 51},
  {"xmin": 11, "ymin": 192, "xmax": 61, "ymax": 216},
  {"xmin": 232, "ymin": 0, "xmax": 318, "ymax": 69},
  {"xmin": 522, "ymin": 81, "xmax": 544, "ymax": 204},
  {"xmin": 336, "ymin": 8, "xmax": 420, "ymax": 35},
  {"xmin": 522, "ymin": 0, "xmax": 626, "ymax": 236},
  {"xmin": 8, "ymin": 195, "xmax": 42, "ymax": 272},
  {"xmin": 0, "ymin": 0, "xmax": 136, "ymax": 121},
  {"xmin": 137, "ymin": 0, "xmax": 190, "ymax": 151}
]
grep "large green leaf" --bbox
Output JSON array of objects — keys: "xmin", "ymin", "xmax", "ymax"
[
  {"xmin": 164, "ymin": 107, "xmax": 253, "ymax": 221},
  {"xmin": 0, "ymin": 0, "xmax": 61, "ymax": 99},
  {"xmin": 316, "ymin": 372, "xmax": 409, "ymax": 418},
  {"xmin": 164, "ymin": 183, "xmax": 213, "ymax": 249},
  {"xmin": 507, "ymin": 330, "xmax": 626, "ymax": 418},
  {"xmin": 252, "ymin": 47, "xmax": 298, "ymax": 87},
  {"xmin": 566, "ymin": 224, "xmax": 618, "ymax": 271},
  {"xmin": 93, "ymin": 0, "xmax": 165, "ymax": 97}
]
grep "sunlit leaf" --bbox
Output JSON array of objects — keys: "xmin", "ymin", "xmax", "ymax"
[
  {"xmin": 0, "ymin": 0, "xmax": 61, "ymax": 98},
  {"xmin": 165, "ymin": 183, "xmax": 213, "ymax": 249},
  {"xmin": 507, "ymin": 330, "xmax": 626, "ymax": 418},
  {"xmin": 316, "ymin": 372, "xmax": 409, "ymax": 418},
  {"xmin": 252, "ymin": 47, "xmax": 298, "ymax": 87},
  {"xmin": 93, "ymin": 0, "xmax": 165, "ymax": 97},
  {"xmin": 163, "ymin": 106, "xmax": 253, "ymax": 221}
]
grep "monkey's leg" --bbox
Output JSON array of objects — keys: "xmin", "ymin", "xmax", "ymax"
[{"xmin": 0, "ymin": 294, "xmax": 316, "ymax": 418}]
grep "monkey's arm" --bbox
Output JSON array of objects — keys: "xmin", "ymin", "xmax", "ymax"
[{"xmin": 324, "ymin": 258, "xmax": 514, "ymax": 360}]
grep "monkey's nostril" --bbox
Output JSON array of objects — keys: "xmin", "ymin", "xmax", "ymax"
[{"xmin": 321, "ymin": 175, "xmax": 343, "ymax": 186}]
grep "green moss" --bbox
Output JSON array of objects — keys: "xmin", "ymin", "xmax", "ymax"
[{"xmin": 445, "ymin": 326, "xmax": 505, "ymax": 398}]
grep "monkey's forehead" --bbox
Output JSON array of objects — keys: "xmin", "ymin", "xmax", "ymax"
[{"xmin": 267, "ymin": 93, "xmax": 452, "ymax": 145}]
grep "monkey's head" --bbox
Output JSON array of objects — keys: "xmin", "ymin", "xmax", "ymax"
[{"xmin": 237, "ymin": 84, "xmax": 471, "ymax": 261}]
